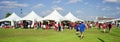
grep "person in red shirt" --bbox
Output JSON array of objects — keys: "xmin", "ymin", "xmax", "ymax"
[
  {"xmin": 40, "ymin": 21, "xmax": 44, "ymax": 28},
  {"xmin": 54, "ymin": 23, "xmax": 58, "ymax": 31},
  {"xmin": 20, "ymin": 21, "xmax": 23, "ymax": 28},
  {"xmin": 102, "ymin": 23, "xmax": 107, "ymax": 33},
  {"xmin": 72, "ymin": 22, "xmax": 76, "ymax": 30},
  {"xmin": 87, "ymin": 23, "xmax": 90, "ymax": 29},
  {"xmin": 34, "ymin": 21, "xmax": 37, "ymax": 29},
  {"xmin": 96, "ymin": 22, "xmax": 99, "ymax": 28},
  {"xmin": 46, "ymin": 24, "xmax": 49, "ymax": 30}
]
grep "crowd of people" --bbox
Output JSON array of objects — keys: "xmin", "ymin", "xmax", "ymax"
[
  {"xmin": 75, "ymin": 22, "xmax": 120, "ymax": 39},
  {"xmin": 0, "ymin": 20, "xmax": 120, "ymax": 39},
  {"xmin": 96, "ymin": 22, "xmax": 116, "ymax": 33}
]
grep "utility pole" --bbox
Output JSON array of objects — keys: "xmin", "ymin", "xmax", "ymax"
[{"xmin": 20, "ymin": 9, "xmax": 23, "ymax": 14}]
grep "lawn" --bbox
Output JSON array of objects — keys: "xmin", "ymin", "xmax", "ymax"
[{"xmin": 0, "ymin": 27, "xmax": 120, "ymax": 42}]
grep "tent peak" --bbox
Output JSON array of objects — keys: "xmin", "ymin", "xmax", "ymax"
[
  {"xmin": 10, "ymin": 12, "xmax": 17, "ymax": 16},
  {"xmin": 29, "ymin": 11, "xmax": 37, "ymax": 15},
  {"xmin": 44, "ymin": 10, "xmax": 65, "ymax": 21},
  {"xmin": 66, "ymin": 12, "xmax": 74, "ymax": 17},
  {"xmin": 12, "ymin": 12, "xmax": 16, "ymax": 14},
  {"xmin": 68, "ymin": 12, "xmax": 73, "ymax": 15},
  {"xmin": 53, "ymin": 10, "xmax": 59, "ymax": 13},
  {"xmin": 65, "ymin": 12, "xmax": 84, "ymax": 22},
  {"xmin": 9, "ymin": 12, "xmax": 17, "ymax": 17},
  {"xmin": 68, "ymin": 12, "xmax": 72, "ymax": 13},
  {"xmin": 31, "ymin": 11, "xmax": 35, "ymax": 13}
]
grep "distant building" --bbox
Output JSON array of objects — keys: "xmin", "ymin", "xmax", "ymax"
[{"xmin": 96, "ymin": 17, "xmax": 116, "ymax": 23}]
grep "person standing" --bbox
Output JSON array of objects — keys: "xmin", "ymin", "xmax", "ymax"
[
  {"xmin": 79, "ymin": 22, "xmax": 86, "ymax": 39},
  {"xmin": 34, "ymin": 21, "xmax": 37, "ymax": 29},
  {"xmin": 20, "ymin": 21, "xmax": 23, "ymax": 28},
  {"xmin": 102, "ymin": 23, "xmax": 107, "ymax": 33},
  {"xmin": 117, "ymin": 23, "xmax": 119, "ymax": 28},
  {"xmin": 75, "ymin": 23, "xmax": 79, "ymax": 35},
  {"xmin": 46, "ymin": 24, "xmax": 49, "ymax": 30},
  {"xmin": 54, "ymin": 22, "xmax": 58, "ymax": 31},
  {"xmin": 108, "ymin": 23, "xmax": 112, "ymax": 32}
]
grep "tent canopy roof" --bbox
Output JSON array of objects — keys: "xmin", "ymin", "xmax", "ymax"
[
  {"xmin": 20, "ymin": 11, "xmax": 43, "ymax": 21},
  {"xmin": 65, "ymin": 12, "xmax": 83, "ymax": 22},
  {"xmin": 44, "ymin": 10, "xmax": 65, "ymax": 22},
  {"xmin": 0, "ymin": 12, "xmax": 21, "ymax": 21}
]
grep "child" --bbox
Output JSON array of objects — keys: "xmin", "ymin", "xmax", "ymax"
[{"xmin": 75, "ymin": 23, "xmax": 79, "ymax": 35}]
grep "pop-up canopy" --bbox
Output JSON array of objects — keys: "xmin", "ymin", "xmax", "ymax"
[
  {"xmin": 0, "ymin": 12, "xmax": 21, "ymax": 22},
  {"xmin": 0, "ymin": 13, "xmax": 21, "ymax": 26},
  {"xmin": 44, "ymin": 10, "xmax": 65, "ymax": 22},
  {"xmin": 64, "ymin": 12, "xmax": 83, "ymax": 22},
  {"xmin": 19, "ymin": 11, "xmax": 43, "ymax": 21}
]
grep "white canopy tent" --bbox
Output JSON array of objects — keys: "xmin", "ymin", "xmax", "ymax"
[
  {"xmin": 64, "ymin": 12, "xmax": 83, "ymax": 22},
  {"xmin": 43, "ymin": 10, "xmax": 65, "ymax": 22},
  {"xmin": 0, "ymin": 13, "xmax": 21, "ymax": 22},
  {"xmin": 0, "ymin": 13, "xmax": 21, "ymax": 26},
  {"xmin": 18, "ymin": 11, "xmax": 43, "ymax": 27},
  {"xmin": 19, "ymin": 11, "xmax": 43, "ymax": 21}
]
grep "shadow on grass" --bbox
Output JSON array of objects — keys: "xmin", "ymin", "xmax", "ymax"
[
  {"xmin": 78, "ymin": 35, "xmax": 81, "ymax": 37},
  {"xmin": 97, "ymin": 38, "xmax": 105, "ymax": 42}
]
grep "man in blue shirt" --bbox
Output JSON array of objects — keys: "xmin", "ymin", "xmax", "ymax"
[{"xmin": 79, "ymin": 22, "xmax": 86, "ymax": 39}]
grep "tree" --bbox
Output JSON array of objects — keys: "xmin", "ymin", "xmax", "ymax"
[{"xmin": 5, "ymin": 13, "xmax": 11, "ymax": 18}]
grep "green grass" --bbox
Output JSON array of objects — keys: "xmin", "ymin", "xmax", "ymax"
[{"xmin": 0, "ymin": 28, "xmax": 120, "ymax": 42}]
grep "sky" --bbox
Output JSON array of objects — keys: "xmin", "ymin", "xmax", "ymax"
[{"xmin": 0, "ymin": 0, "xmax": 120, "ymax": 21}]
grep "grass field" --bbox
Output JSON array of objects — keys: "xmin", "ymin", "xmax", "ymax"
[{"xmin": 0, "ymin": 27, "xmax": 120, "ymax": 42}]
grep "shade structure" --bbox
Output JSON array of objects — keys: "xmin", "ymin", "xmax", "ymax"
[
  {"xmin": 0, "ymin": 13, "xmax": 21, "ymax": 26},
  {"xmin": 19, "ymin": 11, "xmax": 43, "ymax": 21},
  {"xmin": 64, "ymin": 12, "xmax": 83, "ymax": 22},
  {"xmin": 0, "ymin": 12, "xmax": 21, "ymax": 22},
  {"xmin": 43, "ymin": 10, "xmax": 65, "ymax": 22}
]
